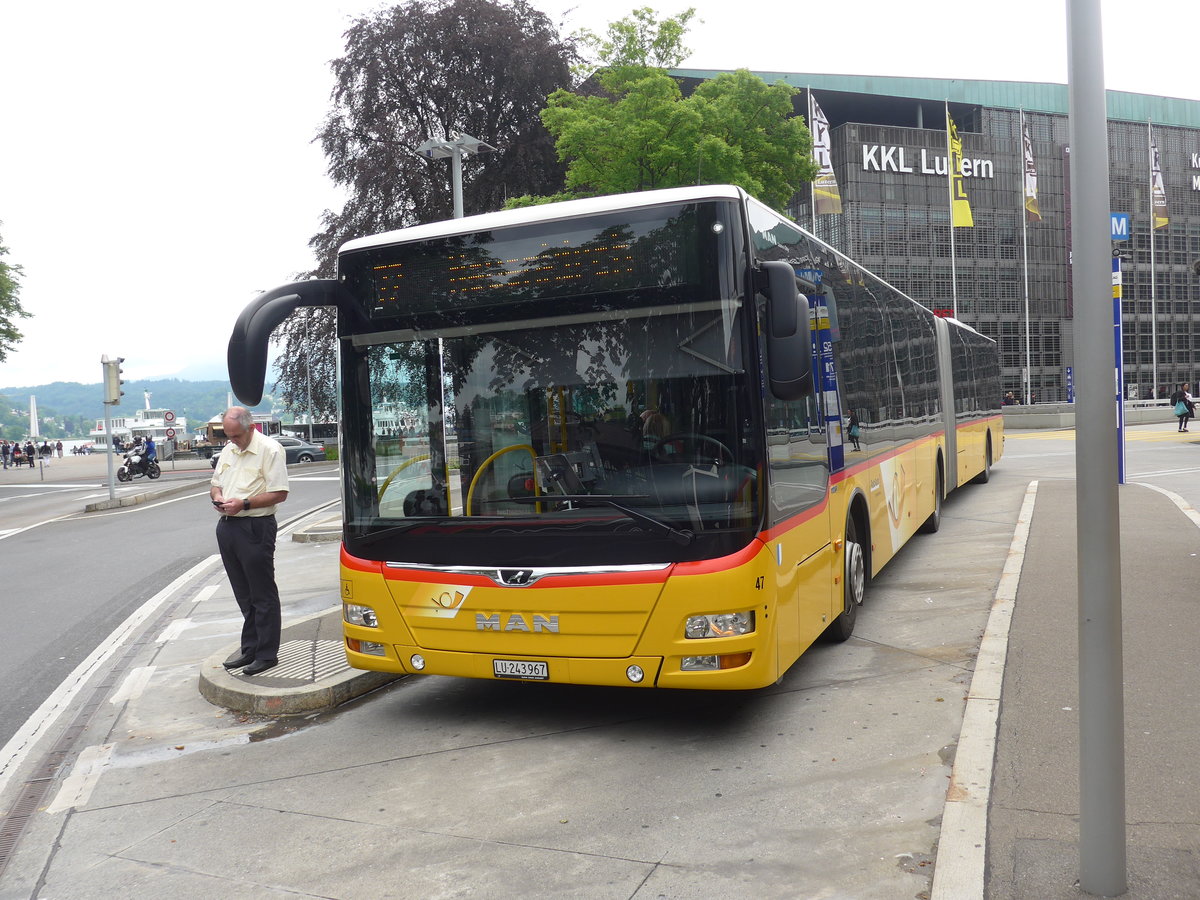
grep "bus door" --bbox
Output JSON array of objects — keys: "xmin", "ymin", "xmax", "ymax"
[
  {"xmin": 801, "ymin": 271, "xmax": 845, "ymax": 473},
  {"xmin": 932, "ymin": 315, "xmax": 959, "ymax": 490}
]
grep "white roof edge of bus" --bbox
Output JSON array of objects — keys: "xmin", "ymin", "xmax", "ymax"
[{"xmin": 338, "ymin": 185, "xmax": 748, "ymax": 254}]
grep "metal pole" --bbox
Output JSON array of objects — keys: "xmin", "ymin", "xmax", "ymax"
[
  {"xmin": 1148, "ymin": 121, "xmax": 1158, "ymax": 399},
  {"xmin": 1021, "ymin": 109, "xmax": 1033, "ymax": 406},
  {"xmin": 104, "ymin": 404, "xmax": 115, "ymax": 501},
  {"xmin": 1066, "ymin": 0, "xmax": 1127, "ymax": 894},
  {"xmin": 304, "ymin": 309, "xmax": 314, "ymax": 442},
  {"xmin": 451, "ymin": 148, "xmax": 464, "ymax": 219},
  {"xmin": 946, "ymin": 101, "xmax": 958, "ymax": 319}
]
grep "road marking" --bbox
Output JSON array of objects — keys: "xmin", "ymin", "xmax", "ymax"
[
  {"xmin": 930, "ymin": 479, "xmax": 1038, "ymax": 900},
  {"xmin": 1139, "ymin": 483, "xmax": 1200, "ymax": 529},
  {"xmin": 1007, "ymin": 428, "xmax": 1197, "ymax": 443},
  {"xmin": 0, "ymin": 513, "xmax": 74, "ymax": 542},
  {"xmin": 1128, "ymin": 466, "xmax": 1200, "ymax": 480},
  {"xmin": 155, "ymin": 619, "xmax": 194, "ymax": 643},
  {"xmin": 0, "ymin": 555, "xmax": 221, "ymax": 805},
  {"xmin": 195, "ymin": 585, "xmax": 220, "ymax": 604},
  {"xmin": 45, "ymin": 743, "xmax": 114, "ymax": 814},
  {"xmin": 110, "ymin": 666, "xmax": 157, "ymax": 704}
]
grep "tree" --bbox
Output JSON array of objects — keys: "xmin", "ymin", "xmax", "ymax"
[
  {"xmin": 578, "ymin": 6, "xmax": 695, "ymax": 70},
  {"xmin": 271, "ymin": 0, "xmax": 578, "ymax": 417},
  {"xmin": 510, "ymin": 8, "xmax": 818, "ymax": 212},
  {"xmin": 0, "ymin": 225, "xmax": 31, "ymax": 363}
]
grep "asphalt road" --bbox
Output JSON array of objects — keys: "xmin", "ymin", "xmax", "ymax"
[{"xmin": 0, "ymin": 456, "xmax": 340, "ymax": 751}]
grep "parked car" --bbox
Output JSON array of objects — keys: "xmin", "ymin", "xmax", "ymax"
[{"xmin": 210, "ymin": 436, "xmax": 328, "ymax": 468}]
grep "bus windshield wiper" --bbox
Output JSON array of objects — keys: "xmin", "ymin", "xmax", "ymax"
[{"xmin": 509, "ymin": 494, "xmax": 695, "ymax": 545}]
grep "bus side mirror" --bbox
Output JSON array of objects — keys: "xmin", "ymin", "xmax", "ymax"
[
  {"xmin": 227, "ymin": 279, "xmax": 365, "ymax": 406},
  {"xmin": 762, "ymin": 261, "xmax": 814, "ymax": 401}
]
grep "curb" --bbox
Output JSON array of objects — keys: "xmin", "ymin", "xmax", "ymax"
[
  {"xmin": 197, "ymin": 608, "xmax": 402, "ymax": 717},
  {"xmin": 83, "ymin": 476, "xmax": 211, "ymax": 512},
  {"xmin": 291, "ymin": 517, "xmax": 341, "ymax": 543}
]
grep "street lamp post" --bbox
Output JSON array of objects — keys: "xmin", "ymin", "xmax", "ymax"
[{"xmin": 415, "ymin": 132, "xmax": 497, "ymax": 218}]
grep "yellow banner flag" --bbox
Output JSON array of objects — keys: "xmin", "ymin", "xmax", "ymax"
[
  {"xmin": 809, "ymin": 94, "xmax": 842, "ymax": 215},
  {"xmin": 1022, "ymin": 118, "xmax": 1041, "ymax": 222},
  {"xmin": 1150, "ymin": 138, "xmax": 1169, "ymax": 229},
  {"xmin": 947, "ymin": 110, "xmax": 974, "ymax": 227}
]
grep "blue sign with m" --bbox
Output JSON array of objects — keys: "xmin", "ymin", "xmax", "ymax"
[{"xmin": 1111, "ymin": 213, "xmax": 1130, "ymax": 241}]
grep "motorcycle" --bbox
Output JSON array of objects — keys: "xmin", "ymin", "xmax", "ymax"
[{"xmin": 116, "ymin": 444, "xmax": 161, "ymax": 482}]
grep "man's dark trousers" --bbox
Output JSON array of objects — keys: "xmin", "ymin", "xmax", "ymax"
[{"xmin": 216, "ymin": 515, "xmax": 281, "ymax": 663}]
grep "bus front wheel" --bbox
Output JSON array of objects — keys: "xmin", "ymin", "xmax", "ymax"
[{"xmin": 825, "ymin": 516, "xmax": 865, "ymax": 642}]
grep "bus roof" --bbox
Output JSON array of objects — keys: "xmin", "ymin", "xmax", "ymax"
[{"xmin": 339, "ymin": 185, "xmax": 748, "ymax": 255}]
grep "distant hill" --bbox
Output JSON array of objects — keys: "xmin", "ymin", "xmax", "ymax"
[{"xmin": 0, "ymin": 379, "xmax": 278, "ymax": 439}]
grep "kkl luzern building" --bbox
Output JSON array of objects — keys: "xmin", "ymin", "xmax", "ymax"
[{"xmin": 676, "ymin": 71, "xmax": 1200, "ymax": 402}]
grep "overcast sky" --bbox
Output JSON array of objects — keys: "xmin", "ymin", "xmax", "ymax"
[{"xmin": 0, "ymin": 0, "xmax": 1195, "ymax": 391}]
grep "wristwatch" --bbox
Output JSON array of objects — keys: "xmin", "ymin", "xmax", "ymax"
[{"xmin": 243, "ymin": 498, "xmax": 251, "ymax": 511}]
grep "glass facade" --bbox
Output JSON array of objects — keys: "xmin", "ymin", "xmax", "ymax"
[{"xmin": 787, "ymin": 88, "xmax": 1200, "ymax": 402}]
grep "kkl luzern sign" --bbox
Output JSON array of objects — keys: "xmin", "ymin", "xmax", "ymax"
[{"xmin": 862, "ymin": 144, "xmax": 996, "ymax": 178}]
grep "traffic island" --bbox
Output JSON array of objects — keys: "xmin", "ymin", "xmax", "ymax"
[{"xmin": 198, "ymin": 607, "xmax": 401, "ymax": 716}]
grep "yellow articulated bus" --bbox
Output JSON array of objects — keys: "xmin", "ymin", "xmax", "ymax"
[{"xmin": 228, "ymin": 185, "xmax": 1001, "ymax": 690}]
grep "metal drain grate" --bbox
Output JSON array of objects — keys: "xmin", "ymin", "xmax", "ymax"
[{"xmin": 253, "ymin": 639, "xmax": 347, "ymax": 682}]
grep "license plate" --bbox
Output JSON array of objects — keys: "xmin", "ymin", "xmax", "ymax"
[{"xmin": 492, "ymin": 659, "xmax": 549, "ymax": 680}]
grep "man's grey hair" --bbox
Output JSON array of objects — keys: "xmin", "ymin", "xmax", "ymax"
[{"xmin": 224, "ymin": 406, "xmax": 254, "ymax": 429}]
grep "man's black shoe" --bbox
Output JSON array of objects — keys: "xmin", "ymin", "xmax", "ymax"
[
  {"xmin": 223, "ymin": 653, "xmax": 254, "ymax": 670},
  {"xmin": 242, "ymin": 659, "xmax": 278, "ymax": 676}
]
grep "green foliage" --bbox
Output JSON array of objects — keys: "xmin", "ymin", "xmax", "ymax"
[
  {"xmin": 0, "ymin": 225, "xmax": 32, "ymax": 363},
  {"xmin": 578, "ymin": 6, "xmax": 695, "ymax": 71},
  {"xmin": 532, "ymin": 66, "xmax": 817, "ymax": 211},
  {"xmin": 511, "ymin": 10, "xmax": 818, "ymax": 212},
  {"xmin": 272, "ymin": 0, "xmax": 578, "ymax": 418}
]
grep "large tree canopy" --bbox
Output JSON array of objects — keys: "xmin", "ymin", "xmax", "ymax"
[
  {"xmin": 272, "ymin": 0, "xmax": 577, "ymax": 416},
  {"xmin": 0, "ymin": 225, "xmax": 30, "ymax": 363},
  {"xmin": 510, "ymin": 8, "xmax": 818, "ymax": 212}
]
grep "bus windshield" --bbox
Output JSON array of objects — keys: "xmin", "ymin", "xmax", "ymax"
[{"xmin": 341, "ymin": 300, "xmax": 758, "ymax": 567}]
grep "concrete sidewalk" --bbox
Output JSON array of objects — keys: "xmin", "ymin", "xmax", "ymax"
[{"xmin": 983, "ymin": 480, "xmax": 1200, "ymax": 898}]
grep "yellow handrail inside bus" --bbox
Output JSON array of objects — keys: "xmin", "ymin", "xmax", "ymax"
[
  {"xmin": 377, "ymin": 454, "xmax": 430, "ymax": 501},
  {"xmin": 465, "ymin": 444, "xmax": 540, "ymax": 515}
]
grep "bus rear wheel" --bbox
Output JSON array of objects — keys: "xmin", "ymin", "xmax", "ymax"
[
  {"xmin": 919, "ymin": 465, "xmax": 943, "ymax": 534},
  {"xmin": 825, "ymin": 516, "xmax": 865, "ymax": 642},
  {"xmin": 971, "ymin": 437, "xmax": 993, "ymax": 484}
]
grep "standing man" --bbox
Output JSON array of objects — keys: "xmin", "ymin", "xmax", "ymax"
[{"xmin": 210, "ymin": 407, "xmax": 289, "ymax": 675}]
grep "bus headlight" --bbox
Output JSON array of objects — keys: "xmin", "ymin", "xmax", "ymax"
[
  {"xmin": 343, "ymin": 603, "xmax": 379, "ymax": 628},
  {"xmin": 684, "ymin": 610, "xmax": 755, "ymax": 639}
]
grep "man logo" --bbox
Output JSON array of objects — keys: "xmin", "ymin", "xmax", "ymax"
[
  {"xmin": 476, "ymin": 613, "xmax": 560, "ymax": 633},
  {"xmin": 498, "ymin": 569, "xmax": 534, "ymax": 586}
]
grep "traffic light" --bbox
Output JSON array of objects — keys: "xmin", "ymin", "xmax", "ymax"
[{"xmin": 102, "ymin": 355, "xmax": 125, "ymax": 404}]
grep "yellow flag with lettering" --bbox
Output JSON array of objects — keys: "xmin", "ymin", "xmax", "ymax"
[
  {"xmin": 1150, "ymin": 139, "xmax": 1169, "ymax": 229},
  {"xmin": 948, "ymin": 111, "xmax": 974, "ymax": 227}
]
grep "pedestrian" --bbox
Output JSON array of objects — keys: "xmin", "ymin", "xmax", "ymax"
[
  {"xmin": 24, "ymin": 440, "xmax": 35, "ymax": 467},
  {"xmin": 847, "ymin": 411, "xmax": 861, "ymax": 451},
  {"xmin": 1, "ymin": 440, "xmax": 9, "ymax": 469},
  {"xmin": 1171, "ymin": 383, "xmax": 1195, "ymax": 432},
  {"xmin": 55, "ymin": 440, "xmax": 63, "ymax": 458},
  {"xmin": 210, "ymin": 406, "xmax": 289, "ymax": 676}
]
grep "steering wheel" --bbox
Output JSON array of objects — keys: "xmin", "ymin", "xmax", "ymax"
[{"xmin": 651, "ymin": 432, "xmax": 734, "ymax": 465}]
